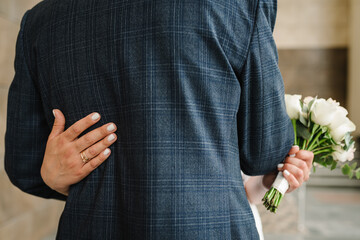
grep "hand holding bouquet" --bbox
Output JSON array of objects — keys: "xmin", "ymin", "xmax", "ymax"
[{"xmin": 262, "ymin": 95, "xmax": 359, "ymax": 213}]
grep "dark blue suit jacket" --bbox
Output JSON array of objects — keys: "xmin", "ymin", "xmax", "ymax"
[{"xmin": 5, "ymin": 0, "xmax": 293, "ymax": 239}]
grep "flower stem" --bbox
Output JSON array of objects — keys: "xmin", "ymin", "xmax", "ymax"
[
  {"xmin": 305, "ymin": 124, "xmax": 320, "ymax": 149},
  {"xmin": 311, "ymin": 145, "xmax": 332, "ymax": 152},
  {"xmin": 302, "ymin": 139, "xmax": 307, "ymax": 149},
  {"xmin": 307, "ymin": 131, "xmax": 323, "ymax": 151},
  {"xmin": 313, "ymin": 148, "xmax": 333, "ymax": 156},
  {"xmin": 262, "ymin": 187, "xmax": 284, "ymax": 213},
  {"xmin": 292, "ymin": 119, "xmax": 297, "ymax": 145},
  {"xmin": 315, "ymin": 138, "xmax": 329, "ymax": 146}
]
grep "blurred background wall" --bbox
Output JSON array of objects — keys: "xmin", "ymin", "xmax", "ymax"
[
  {"xmin": 263, "ymin": 1, "xmax": 360, "ymax": 239},
  {"xmin": 0, "ymin": 0, "xmax": 359, "ymax": 239},
  {"xmin": 275, "ymin": 0, "xmax": 360, "ymax": 137},
  {"xmin": 0, "ymin": 1, "xmax": 64, "ymax": 240},
  {"xmin": 276, "ymin": 0, "xmax": 348, "ymax": 108}
]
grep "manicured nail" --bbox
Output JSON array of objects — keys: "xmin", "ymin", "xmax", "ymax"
[
  {"xmin": 277, "ymin": 163, "xmax": 284, "ymax": 169},
  {"xmin": 52, "ymin": 110, "xmax": 56, "ymax": 118},
  {"xmin": 107, "ymin": 124, "xmax": 115, "ymax": 132},
  {"xmin": 104, "ymin": 149, "xmax": 110, "ymax": 156},
  {"xmin": 107, "ymin": 134, "xmax": 115, "ymax": 142},
  {"xmin": 289, "ymin": 154, "xmax": 296, "ymax": 157},
  {"xmin": 92, "ymin": 113, "xmax": 100, "ymax": 121},
  {"xmin": 283, "ymin": 170, "xmax": 290, "ymax": 176}
]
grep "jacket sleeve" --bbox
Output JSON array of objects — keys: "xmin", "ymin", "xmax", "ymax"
[
  {"xmin": 237, "ymin": 1, "xmax": 294, "ymax": 176},
  {"xmin": 4, "ymin": 11, "xmax": 67, "ymax": 201}
]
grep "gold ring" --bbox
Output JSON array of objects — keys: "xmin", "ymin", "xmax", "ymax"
[{"xmin": 80, "ymin": 151, "xmax": 89, "ymax": 164}]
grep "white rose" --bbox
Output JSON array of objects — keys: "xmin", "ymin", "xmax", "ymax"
[
  {"xmin": 330, "ymin": 118, "xmax": 356, "ymax": 142},
  {"xmin": 310, "ymin": 98, "xmax": 338, "ymax": 126},
  {"xmin": 332, "ymin": 144, "xmax": 356, "ymax": 162},
  {"xmin": 327, "ymin": 98, "xmax": 340, "ymax": 106},
  {"xmin": 303, "ymin": 96, "xmax": 314, "ymax": 105},
  {"xmin": 285, "ymin": 94, "xmax": 302, "ymax": 119},
  {"xmin": 328, "ymin": 106, "xmax": 348, "ymax": 131},
  {"xmin": 302, "ymin": 96, "xmax": 316, "ymax": 119}
]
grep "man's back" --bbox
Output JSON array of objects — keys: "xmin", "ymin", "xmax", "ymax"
[{"xmin": 5, "ymin": 0, "xmax": 293, "ymax": 239}]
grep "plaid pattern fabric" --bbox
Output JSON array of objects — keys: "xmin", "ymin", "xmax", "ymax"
[{"xmin": 5, "ymin": 0, "xmax": 293, "ymax": 239}]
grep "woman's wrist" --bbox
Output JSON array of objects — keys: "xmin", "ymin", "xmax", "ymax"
[
  {"xmin": 262, "ymin": 171, "xmax": 278, "ymax": 189},
  {"xmin": 244, "ymin": 175, "xmax": 271, "ymax": 205}
]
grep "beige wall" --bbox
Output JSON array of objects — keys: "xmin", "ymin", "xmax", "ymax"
[
  {"xmin": 274, "ymin": 0, "xmax": 360, "ymax": 135},
  {"xmin": 348, "ymin": 0, "xmax": 360, "ymax": 136},
  {"xmin": 0, "ymin": 0, "xmax": 359, "ymax": 239},
  {"xmin": 0, "ymin": 1, "xmax": 64, "ymax": 240},
  {"xmin": 0, "ymin": 0, "xmax": 41, "ymax": 23},
  {"xmin": 274, "ymin": 0, "xmax": 349, "ymax": 49}
]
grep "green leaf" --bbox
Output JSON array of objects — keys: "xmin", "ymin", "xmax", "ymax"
[
  {"xmin": 350, "ymin": 162, "xmax": 358, "ymax": 170},
  {"xmin": 321, "ymin": 126, "xmax": 328, "ymax": 134},
  {"xmin": 300, "ymin": 100, "xmax": 306, "ymax": 113},
  {"xmin": 308, "ymin": 97, "xmax": 317, "ymax": 113},
  {"xmin": 299, "ymin": 114, "xmax": 307, "ymax": 126},
  {"xmin": 325, "ymin": 158, "xmax": 333, "ymax": 166},
  {"xmin": 356, "ymin": 169, "xmax": 360, "ymax": 180},
  {"xmin": 342, "ymin": 164, "xmax": 351, "ymax": 176},
  {"xmin": 308, "ymin": 113, "xmax": 312, "ymax": 127},
  {"xmin": 331, "ymin": 161, "xmax": 337, "ymax": 170},
  {"xmin": 326, "ymin": 136, "xmax": 337, "ymax": 145},
  {"xmin": 349, "ymin": 139, "xmax": 354, "ymax": 149},
  {"xmin": 296, "ymin": 121, "xmax": 311, "ymax": 140},
  {"xmin": 312, "ymin": 124, "xmax": 320, "ymax": 134},
  {"xmin": 344, "ymin": 133, "xmax": 354, "ymax": 151},
  {"xmin": 313, "ymin": 165, "xmax": 316, "ymax": 173},
  {"xmin": 315, "ymin": 158, "xmax": 327, "ymax": 167}
]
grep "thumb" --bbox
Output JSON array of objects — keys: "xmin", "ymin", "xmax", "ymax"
[
  {"xmin": 288, "ymin": 145, "xmax": 300, "ymax": 157},
  {"xmin": 48, "ymin": 109, "xmax": 66, "ymax": 140}
]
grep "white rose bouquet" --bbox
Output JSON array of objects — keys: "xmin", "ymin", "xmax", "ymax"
[{"xmin": 262, "ymin": 95, "xmax": 359, "ymax": 213}]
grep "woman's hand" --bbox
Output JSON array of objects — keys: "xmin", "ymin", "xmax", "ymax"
[
  {"xmin": 243, "ymin": 146, "xmax": 314, "ymax": 204},
  {"xmin": 262, "ymin": 145, "xmax": 314, "ymax": 193},
  {"xmin": 280, "ymin": 146, "xmax": 314, "ymax": 193},
  {"xmin": 40, "ymin": 109, "xmax": 117, "ymax": 196}
]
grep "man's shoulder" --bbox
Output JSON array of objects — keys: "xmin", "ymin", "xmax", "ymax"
[
  {"xmin": 22, "ymin": 0, "xmax": 54, "ymax": 37},
  {"xmin": 23, "ymin": 0, "xmax": 70, "ymax": 37}
]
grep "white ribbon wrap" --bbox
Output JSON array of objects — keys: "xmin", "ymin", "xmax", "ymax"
[{"xmin": 272, "ymin": 172, "xmax": 290, "ymax": 195}]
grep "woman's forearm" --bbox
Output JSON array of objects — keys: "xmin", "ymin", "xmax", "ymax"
[{"xmin": 244, "ymin": 175, "xmax": 270, "ymax": 205}]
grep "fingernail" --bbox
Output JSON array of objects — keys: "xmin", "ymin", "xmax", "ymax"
[
  {"xmin": 283, "ymin": 170, "xmax": 290, "ymax": 176},
  {"xmin": 107, "ymin": 124, "xmax": 115, "ymax": 132},
  {"xmin": 277, "ymin": 163, "xmax": 284, "ymax": 169},
  {"xmin": 92, "ymin": 113, "xmax": 100, "ymax": 121},
  {"xmin": 104, "ymin": 149, "xmax": 110, "ymax": 156},
  {"xmin": 107, "ymin": 134, "xmax": 115, "ymax": 142},
  {"xmin": 289, "ymin": 154, "xmax": 296, "ymax": 157},
  {"xmin": 52, "ymin": 110, "xmax": 56, "ymax": 118},
  {"xmin": 293, "ymin": 145, "xmax": 299, "ymax": 148}
]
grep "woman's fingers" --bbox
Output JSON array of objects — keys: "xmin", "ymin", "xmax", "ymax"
[
  {"xmin": 75, "ymin": 123, "xmax": 117, "ymax": 151},
  {"xmin": 80, "ymin": 133, "xmax": 117, "ymax": 160},
  {"xmin": 62, "ymin": 112, "xmax": 101, "ymax": 141},
  {"xmin": 284, "ymin": 156, "xmax": 310, "ymax": 182},
  {"xmin": 48, "ymin": 109, "xmax": 66, "ymax": 141},
  {"xmin": 295, "ymin": 150, "xmax": 314, "ymax": 170},
  {"xmin": 281, "ymin": 169, "xmax": 301, "ymax": 193},
  {"xmin": 278, "ymin": 160, "xmax": 305, "ymax": 193},
  {"xmin": 81, "ymin": 148, "xmax": 111, "ymax": 177},
  {"xmin": 284, "ymin": 162, "xmax": 305, "ymax": 184},
  {"xmin": 275, "ymin": 148, "xmax": 314, "ymax": 194},
  {"xmin": 287, "ymin": 145, "xmax": 300, "ymax": 157},
  {"xmin": 42, "ymin": 110, "xmax": 119, "ymax": 196}
]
